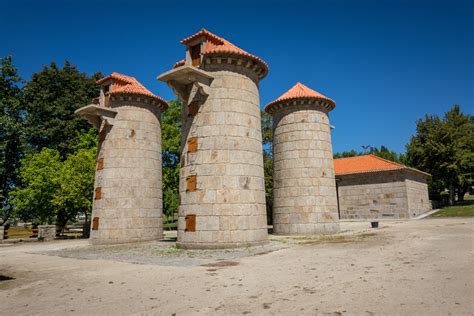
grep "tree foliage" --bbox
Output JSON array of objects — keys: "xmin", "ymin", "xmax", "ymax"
[
  {"xmin": 0, "ymin": 56, "xmax": 25, "ymax": 224},
  {"xmin": 162, "ymin": 100, "xmax": 182, "ymax": 222},
  {"xmin": 53, "ymin": 130, "xmax": 97, "ymax": 228},
  {"xmin": 406, "ymin": 105, "xmax": 474, "ymax": 203},
  {"xmin": 22, "ymin": 61, "xmax": 101, "ymax": 157},
  {"xmin": 11, "ymin": 131, "xmax": 97, "ymax": 227},
  {"xmin": 261, "ymin": 111, "xmax": 273, "ymax": 223},
  {"xmin": 1, "ymin": 56, "xmax": 100, "ymax": 226},
  {"xmin": 333, "ymin": 145, "xmax": 401, "ymax": 162},
  {"xmin": 11, "ymin": 148, "xmax": 62, "ymax": 225}
]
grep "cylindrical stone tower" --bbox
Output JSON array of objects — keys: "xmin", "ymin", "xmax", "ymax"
[
  {"xmin": 158, "ymin": 29, "xmax": 269, "ymax": 249},
  {"xmin": 265, "ymin": 82, "xmax": 339, "ymax": 235},
  {"xmin": 76, "ymin": 72, "xmax": 168, "ymax": 244}
]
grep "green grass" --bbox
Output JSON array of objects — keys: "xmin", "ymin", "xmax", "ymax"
[{"xmin": 431, "ymin": 195, "xmax": 474, "ymax": 217}]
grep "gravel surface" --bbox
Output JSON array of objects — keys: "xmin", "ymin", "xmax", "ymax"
[{"xmin": 1, "ymin": 218, "xmax": 472, "ymax": 315}]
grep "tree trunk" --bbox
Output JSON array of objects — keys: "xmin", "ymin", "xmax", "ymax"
[
  {"xmin": 448, "ymin": 182, "xmax": 455, "ymax": 205},
  {"xmin": 457, "ymin": 185, "xmax": 468, "ymax": 202}
]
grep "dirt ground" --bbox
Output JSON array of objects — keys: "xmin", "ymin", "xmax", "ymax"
[{"xmin": 0, "ymin": 217, "xmax": 473, "ymax": 315}]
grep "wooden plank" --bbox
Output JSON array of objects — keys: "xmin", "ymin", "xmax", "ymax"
[
  {"xmin": 187, "ymin": 137, "xmax": 198, "ymax": 153},
  {"xmin": 97, "ymin": 157, "xmax": 104, "ymax": 170},
  {"xmin": 95, "ymin": 187, "xmax": 102, "ymax": 200},
  {"xmin": 190, "ymin": 45, "xmax": 201, "ymax": 67},
  {"xmin": 185, "ymin": 214, "xmax": 196, "ymax": 232},
  {"xmin": 186, "ymin": 175, "xmax": 197, "ymax": 192},
  {"xmin": 92, "ymin": 217, "xmax": 99, "ymax": 230}
]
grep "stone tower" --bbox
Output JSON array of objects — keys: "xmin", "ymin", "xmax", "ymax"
[
  {"xmin": 264, "ymin": 83, "xmax": 339, "ymax": 235},
  {"xmin": 76, "ymin": 72, "xmax": 168, "ymax": 244},
  {"xmin": 158, "ymin": 29, "xmax": 269, "ymax": 249}
]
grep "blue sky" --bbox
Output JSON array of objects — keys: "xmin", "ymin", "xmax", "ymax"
[{"xmin": 2, "ymin": 0, "xmax": 473, "ymax": 154}]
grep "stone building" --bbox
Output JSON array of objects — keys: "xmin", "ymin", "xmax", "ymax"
[
  {"xmin": 76, "ymin": 72, "xmax": 168, "ymax": 244},
  {"xmin": 334, "ymin": 155, "xmax": 431, "ymax": 219},
  {"xmin": 265, "ymin": 83, "xmax": 340, "ymax": 235},
  {"xmin": 158, "ymin": 29, "xmax": 269, "ymax": 248}
]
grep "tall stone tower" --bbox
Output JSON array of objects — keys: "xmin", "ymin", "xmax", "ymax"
[
  {"xmin": 158, "ymin": 29, "xmax": 269, "ymax": 249},
  {"xmin": 265, "ymin": 82, "xmax": 339, "ymax": 235},
  {"xmin": 76, "ymin": 72, "xmax": 168, "ymax": 244}
]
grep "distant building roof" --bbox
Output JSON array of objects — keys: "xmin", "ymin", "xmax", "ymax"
[
  {"xmin": 97, "ymin": 72, "xmax": 168, "ymax": 109},
  {"xmin": 265, "ymin": 82, "xmax": 335, "ymax": 114},
  {"xmin": 176, "ymin": 28, "xmax": 268, "ymax": 78},
  {"xmin": 334, "ymin": 154, "xmax": 430, "ymax": 177}
]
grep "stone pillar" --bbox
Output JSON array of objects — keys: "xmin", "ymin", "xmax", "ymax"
[
  {"xmin": 38, "ymin": 225, "xmax": 56, "ymax": 241},
  {"xmin": 0, "ymin": 226, "xmax": 4, "ymax": 241},
  {"xmin": 179, "ymin": 65, "xmax": 267, "ymax": 248},
  {"xmin": 158, "ymin": 30, "xmax": 269, "ymax": 248},
  {"xmin": 266, "ymin": 83, "xmax": 340, "ymax": 235},
  {"xmin": 76, "ymin": 73, "xmax": 168, "ymax": 245},
  {"xmin": 90, "ymin": 98, "xmax": 164, "ymax": 244}
]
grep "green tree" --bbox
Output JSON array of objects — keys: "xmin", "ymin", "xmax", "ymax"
[
  {"xmin": 261, "ymin": 111, "xmax": 273, "ymax": 223},
  {"xmin": 333, "ymin": 146, "xmax": 401, "ymax": 162},
  {"xmin": 22, "ymin": 61, "xmax": 101, "ymax": 157},
  {"xmin": 53, "ymin": 130, "xmax": 97, "ymax": 228},
  {"xmin": 368, "ymin": 145, "xmax": 400, "ymax": 163},
  {"xmin": 11, "ymin": 148, "xmax": 62, "ymax": 224},
  {"xmin": 161, "ymin": 100, "xmax": 182, "ymax": 224},
  {"xmin": 333, "ymin": 150, "xmax": 359, "ymax": 159},
  {"xmin": 0, "ymin": 56, "xmax": 25, "ymax": 224},
  {"xmin": 406, "ymin": 105, "xmax": 474, "ymax": 203}
]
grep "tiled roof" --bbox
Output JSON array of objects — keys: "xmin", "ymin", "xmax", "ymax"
[
  {"xmin": 97, "ymin": 72, "xmax": 168, "ymax": 108},
  {"xmin": 179, "ymin": 28, "xmax": 268, "ymax": 78},
  {"xmin": 265, "ymin": 82, "xmax": 336, "ymax": 113},
  {"xmin": 334, "ymin": 154, "xmax": 430, "ymax": 176}
]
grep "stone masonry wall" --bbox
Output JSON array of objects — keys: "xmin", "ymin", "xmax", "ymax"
[
  {"xmin": 272, "ymin": 105, "xmax": 339, "ymax": 234},
  {"xmin": 337, "ymin": 171, "xmax": 409, "ymax": 220},
  {"xmin": 177, "ymin": 63, "xmax": 268, "ymax": 249},
  {"xmin": 405, "ymin": 171, "xmax": 431, "ymax": 217},
  {"xmin": 90, "ymin": 98, "xmax": 163, "ymax": 244}
]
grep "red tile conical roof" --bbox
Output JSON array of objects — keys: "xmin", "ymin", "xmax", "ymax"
[
  {"xmin": 179, "ymin": 29, "xmax": 268, "ymax": 79},
  {"xmin": 97, "ymin": 72, "xmax": 168, "ymax": 109},
  {"xmin": 264, "ymin": 82, "xmax": 335, "ymax": 114}
]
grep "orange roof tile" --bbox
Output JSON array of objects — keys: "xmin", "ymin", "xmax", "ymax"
[
  {"xmin": 334, "ymin": 154, "xmax": 430, "ymax": 176},
  {"xmin": 97, "ymin": 72, "xmax": 168, "ymax": 109},
  {"xmin": 265, "ymin": 82, "xmax": 336, "ymax": 113},
  {"xmin": 179, "ymin": 28, "xmax": 268, "ymax": 78}
]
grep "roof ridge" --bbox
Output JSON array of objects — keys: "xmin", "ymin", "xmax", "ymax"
[{"xmin": 366, "ymin": 154, "xmax": 405, "ymax": 168}]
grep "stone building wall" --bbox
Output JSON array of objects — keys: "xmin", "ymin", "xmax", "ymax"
[
  {"xmin": 405, "ymin": 171, "xmax": 431, "ymax": 217},
  {"xmin": 272, "ymin": 105, "xmax": 339, "ymax": 234},
  {"xmin": 337, "ymin": 170, "xmax": 431, "ymax": 220},
  {"xmin": 90, "ymin": 98, "xmax": 163, "ymax": 244},
  {"xmin": 177, "ymin": 63, "xmax": 268, "ymax": 248},
  {"xmin": 337, "ymin": 171, "xmax": 409, "ymax": 219}
]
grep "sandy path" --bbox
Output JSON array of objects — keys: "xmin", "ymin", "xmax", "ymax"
[{"xmin": 0, "ymin": 218, "xmax": 473, "ymax": 315}]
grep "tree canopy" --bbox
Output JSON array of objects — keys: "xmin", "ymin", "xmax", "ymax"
[
  {"xmin": 1, "ymin": 57, "xmax": 100, "ymax": 225},
  {"xmin": 161, "ymin": 100, "xmax": 182, "ymax": 223},
  {"xmin": 406, "ymin": 105, "xmax": 473, "ymax": 203},
  {"xmin": 1, "ymin": 57, "xmax": 25, "ymax": 224},
  {"xmin": 22, "ymin": 61, "xmax": 101, "ymax": 157},
  {"xmin": 333, "ymin": 145, "xmax": 402, "ymax": 163}
]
